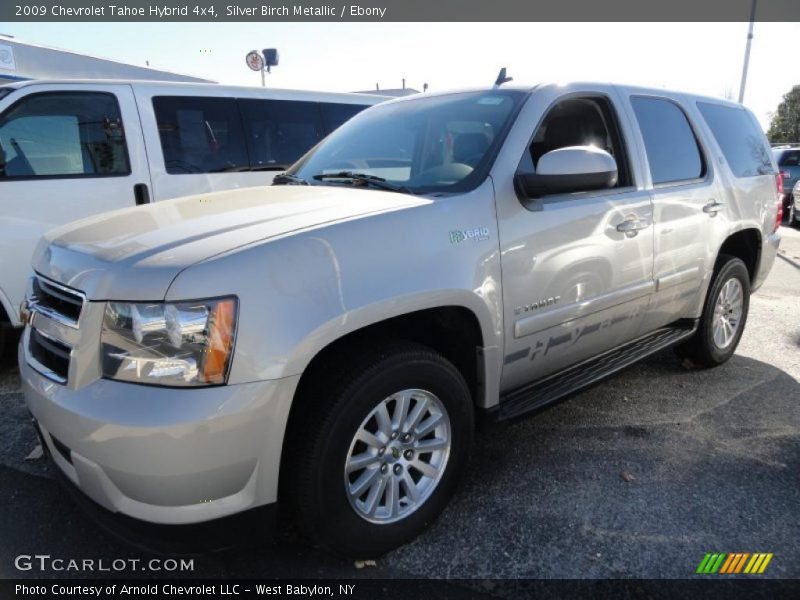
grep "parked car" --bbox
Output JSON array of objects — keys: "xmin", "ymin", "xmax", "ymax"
[
  {"xmin": 0, "ymin": 80, "xmax": 383, "ymax": 355},
  {"xmin": 19, "ymin": 82, "xmax": 781, "ymax": 558},
  {"xmin": 772, "ymin": 145, "xmax": 800, "ymax": 223},
  {"xmin": 792, "ymin": 179, "xmax": 800, "ymax": 227}
]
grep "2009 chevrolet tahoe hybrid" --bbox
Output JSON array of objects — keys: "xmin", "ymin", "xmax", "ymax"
[{"xmin": 19, "ymin": 82, "xmax": 781, "ymax": 557}]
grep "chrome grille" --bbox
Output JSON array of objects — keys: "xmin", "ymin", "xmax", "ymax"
[
  {"xmin": 26, "ymin": 275, "xmax": 85, "ymax": 385},
  {"xmin": 28, "ymin": 328, "xmax": 71, "ymax": 384},
  {"xmin": 30, "ymin": 276, "xmax": 85, "ymax": 327}
]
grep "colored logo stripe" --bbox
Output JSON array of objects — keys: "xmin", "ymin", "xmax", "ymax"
[
  {"xmin": 697, "ymin": 553, "xmax": 726, "ymax": 574},
  {"xmin": 744, "ymin": 553, "xmax": 773, "ymax": 574},
  {"xmin": 697, "ymin": 553, "xmax": 773, "ymax": 574}
]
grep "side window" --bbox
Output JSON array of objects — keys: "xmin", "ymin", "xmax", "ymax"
[
  {"xmin": 526, "ymin": 96, "xmax": 632, "ymax": 187},
  {"xmin": 321, "ymin": 102, "xmax": 370, "ymax": 133},
  {"xmin": 239, "ymin": 99, "xmax": 324, "ymax": 169},
  {"xmin": 0, "ymin": 92, "xmax": 129, "ymax": 179},
  {"xmin": 153, "ymin": 96, "xmax": 247, "ymax": 174},
  {"xmin": 631, "ymin": 97, "xmax": 704, "ymax": 185},
  {"xmin": 697, "ymin": 102, "xmax": 771, "ymax": 178}
]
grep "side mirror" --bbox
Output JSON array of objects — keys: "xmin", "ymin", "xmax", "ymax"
[{"xmin": 515, "ymin": 146, "xmax": 618, "ymax": 198}]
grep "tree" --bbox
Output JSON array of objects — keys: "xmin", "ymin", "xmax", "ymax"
[{"xmin": 767, "ymin": 85, "xmax": 800, "ymax": 143}]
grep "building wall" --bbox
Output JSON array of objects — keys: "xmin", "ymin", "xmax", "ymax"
[{"xmin": 0, "ymin": 37, "xmax": 212, "ymax": 83}]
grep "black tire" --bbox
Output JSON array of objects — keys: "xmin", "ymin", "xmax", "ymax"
[
  {"xmin": 784, "ymin": 201, "xmax": 796, "ymax": 225},
  {"xmin": 283, "ymin": 342, "xmax": 473, "ymax": 558},
  {"xmin": 675, "ymin": 255, "xmax": 750, "ymax": 368}
]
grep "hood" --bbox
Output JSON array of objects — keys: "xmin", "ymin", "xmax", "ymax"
[{"xmin": 33, "ymin": 185, "xmax": 429, "ymax": 301}]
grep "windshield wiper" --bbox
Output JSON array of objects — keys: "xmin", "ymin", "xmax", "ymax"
[
  {"xmin": 312, "ymin": 171, "xmax": 412, "ymax": 194},
  {"xmin": 272, "ymin": 172, "xmax": 309, "ymax": 185}
]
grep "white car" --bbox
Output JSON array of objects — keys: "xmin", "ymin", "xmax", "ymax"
[{"xmin": 0, "ymin": 79, "xmax": 383, "ymax": 353}]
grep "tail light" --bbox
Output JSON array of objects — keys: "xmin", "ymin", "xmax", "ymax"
[
  {"xmin": 774, "ymin": 173, "xmax": 784, "ymax": 232},
  {"xmin": 780, "ymin": 170, "xmax": 790, "ymax": 180}
]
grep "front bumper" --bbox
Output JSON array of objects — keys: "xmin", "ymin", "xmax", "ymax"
[{"xmin": 19, "ymin": 341, "xmax": 299, "ymax": 525}]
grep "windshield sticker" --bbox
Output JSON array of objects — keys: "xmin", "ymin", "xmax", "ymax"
[{"xmin": 450, "ymin": 227, "xmax": 490, "ymax": 244}]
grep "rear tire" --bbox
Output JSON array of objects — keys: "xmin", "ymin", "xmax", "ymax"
[
  {"xmin": 675, "ymin": 255, "xmax": 750, "ymax": 368},
  {"xmin": 284, "ymin": 342, "xmax": 473, "ymax": 558}
]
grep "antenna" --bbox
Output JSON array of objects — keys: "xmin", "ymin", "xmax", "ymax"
[{"xmin": 494, "ymin": 67, "xmax": 513, "ymax": 87}]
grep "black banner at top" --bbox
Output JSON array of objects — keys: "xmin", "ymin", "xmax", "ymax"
[{"xmin": 2, "ymin": 0, "xmax": 800, "ymax": 22}]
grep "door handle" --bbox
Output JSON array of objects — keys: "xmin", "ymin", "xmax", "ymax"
[
  {"xmin": 616, "ymin": 218, "xmax": 650, "ymax": 237},
  {"xmin": 703, "ymin": 200, "xmax": 725, "ymax": 216},
  {"xmin": 134, "ymin": 183, "xmax": 150, "ymax": 206}
]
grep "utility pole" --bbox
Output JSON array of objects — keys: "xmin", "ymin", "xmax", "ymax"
[{"xmin": 738, "ymin": 0, "xmax": 757, "ymax": 104}]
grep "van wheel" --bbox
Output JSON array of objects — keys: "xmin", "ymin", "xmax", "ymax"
[
  {"xmin": 676, "ymin": 255, "xmax": 750, "ymax": 368},
  {"xmin": 285, "ymin": 342, "xmax": 473, "ymax": 558}
]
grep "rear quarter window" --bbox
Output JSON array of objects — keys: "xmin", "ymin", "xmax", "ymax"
[{"xmin": 697, "ymin": 102, "xmax": 772, "ymax": 178}]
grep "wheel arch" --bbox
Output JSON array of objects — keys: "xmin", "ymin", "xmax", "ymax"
[
  {"xmin": 276, "ymin": 304, "xmax": 490, "ymax": 519},
  {"xmin": 716, "ymin": 227, "xmax": 762, "ymax": 283}
]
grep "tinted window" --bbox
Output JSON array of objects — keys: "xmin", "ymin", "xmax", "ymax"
[
  {"xmin": 240, "ymin": 99, "xmax": 324, "ymax": 170},
  {"xmin": 0, "ymin": 92, "xmax": 129, "ymax": 179},
  {"xmin": 321, "ymin": 103, "xmax": 369, "ymax": 132},
  {"xmin": 631, "ymin": 97, "xmax": 704, "ymax": 184},
  {"xmin": 153, "ymin": 96, "xmax": 247, "ymax": 174},
  {"xmin": 774, "ymin": 149, "xmax": 800, "ymax": 167},
  {"xmin": 698, "ymin": 102, "xmax": 771, "ymax": 178},
  {"xmin": 290, "ymin": 91, "xmax": 525, "ymax": 195}
]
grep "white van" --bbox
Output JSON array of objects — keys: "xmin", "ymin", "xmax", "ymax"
[{"xmin": 0, "ymin": 79, "xmax": 383, "ymax": 351}]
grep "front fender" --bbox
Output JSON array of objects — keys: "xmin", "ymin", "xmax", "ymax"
[{"xmin": 165, "ymin": 182, "xmax": 503, "ymax": 386}]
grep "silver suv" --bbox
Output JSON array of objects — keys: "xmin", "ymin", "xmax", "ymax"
[{"xmin": 19, "ymin": 83, "xmax": 781, "ymax": 557}]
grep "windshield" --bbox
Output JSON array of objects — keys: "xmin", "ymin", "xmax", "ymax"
[{"xmin": 287, "ymin": 90, "xmax": 526, "ymax": 194}]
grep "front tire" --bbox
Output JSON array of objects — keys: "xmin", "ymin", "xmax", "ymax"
[
  {"xmin": 284, "ymin": 342, "xmax": 473, "ymax": 558},
  {"xmin": 676, "ymin": 255, "xmax": 750, "ymax": 368}
]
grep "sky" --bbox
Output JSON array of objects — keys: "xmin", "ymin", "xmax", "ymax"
[{"xmin": 2, "ymin": 21, "xmax": 798, "ymax": 129}]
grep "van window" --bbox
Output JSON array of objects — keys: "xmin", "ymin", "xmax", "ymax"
[
  {"xmin": 321, "ymin": 103, "xmax": 369, "ymax": 132},
  {"xmin": 153, "ymin": 96, "xmax": 248, "ymax": 174},
  {"xmin": 631, "ymin": 97, "xmax": 704, "ymax": 185},
  {"xmin": 698, "ymin": 102, "xmax": 771, "ymax": 178},
  {"xmin": 0, "ymin": 92, "xmax": 129, "ymax": 179},
  {"xmin": 239, "ymin": 99, "xmax": 324, "ymax": 170}
]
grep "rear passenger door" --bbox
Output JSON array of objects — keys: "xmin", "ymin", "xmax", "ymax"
[
  {"xmin": 0, "ymin": 83, "xmax": 150, "ymax": 325},
  {"xmin": 623, "ymin": 94, "xmax": 725, "ymax": 333}
]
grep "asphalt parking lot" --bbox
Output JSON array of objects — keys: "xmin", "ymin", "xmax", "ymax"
[{"xmin": 1, "ymin": 226, "xmax": 798, "ymax": 583}]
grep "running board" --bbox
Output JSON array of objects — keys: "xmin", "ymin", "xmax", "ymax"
[{"xmin": 496, "ymin": 320, "xmax": 698, "ymax": 421}]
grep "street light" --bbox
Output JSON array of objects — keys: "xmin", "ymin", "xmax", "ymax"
[{"xmin": 738, "ymin": 0, "xmax": 757, "ymax": 104}]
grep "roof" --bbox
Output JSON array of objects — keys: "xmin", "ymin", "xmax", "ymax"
[
  {"xmin": 2, "ymin": 78, "xmax": 386, "ymax": 103},
  {"xmin": 0, "ymin": 35, "xmax": 212, "ymax": 84}
]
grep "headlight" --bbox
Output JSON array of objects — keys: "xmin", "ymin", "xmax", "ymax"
[{"xmin": 101, "ymin": 297, "xmax": 237, "ymax": 386}]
